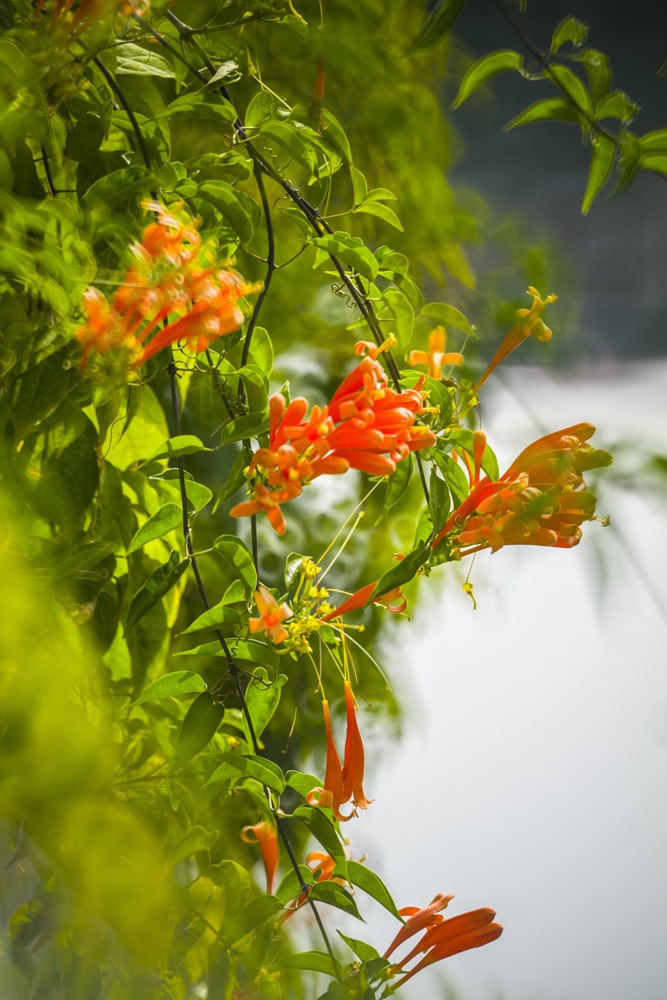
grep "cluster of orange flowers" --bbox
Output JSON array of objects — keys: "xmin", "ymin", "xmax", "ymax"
[
  {"xmin": 432, "ymin": 422, "xmax": 611, "ymax": 554},
  {"xmin": 75, "ymin": 202, "xmax": 257, "ymax": 370},
  {"xmin": 230, "ymin": 339, "xmax": 436, "ymax": 534}
]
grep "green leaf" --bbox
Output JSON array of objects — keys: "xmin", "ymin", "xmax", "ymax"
[
  {"xmin": 134, "ymin": 671, "xmax": 207, "ymax": 705},
  {"xmin": 243, "ymin": 668, "xmax": 288, "ymax": 742},
  {"xmin": 153, "ymin": 93, "xmax": 237, "ymax": 125},
  {"xmin": 81, "ymin": 166, "xmax": 154, "ymax": 208},
  {"xmin": 224, "ymin": 896, "xmax": 283, "ymax": 947},
  {"xmin": 433, "ymin": 451, "xmax": 469, "ymax": 508},
  {"xmin": 147, "ymin": 435, "xmax": 210, "ymax": 461},
  {"xmin": 31, "ymin": 420, "xmax": 99, "ymax": 531},
  {"xmin": 214, "ymin": 535, "xmax": 257, "ymax": 594},
  {"xmin": 286, "ymin": 771, "xmax": 323, "ymax": 797},
  {"xmin": 337, "ymin": 930, "xmax": 380, "ymax": 963},
  {"xmin": 640, "ymin": 152, "xmax": 667, "ymax": 176},
  {"xmin": 260, "ymin": 121, "xmax": 317, "ymax": 174},
  {"xmin": 548, "ymin": 65, "xmax": 591, "ymax": 114},
  {"xmin": 375, "ymin": 454, "xmax": 413, "ymax": 526},
  {"xmin": 309, "ymin": 881, "xmax": 362, "ymax": 920},
  {"xmin": 207, "ymin": 752, "xmax": 285, "ymax": 793},
  {"xmin": 582, "ymin": 134, "xmax": 615, "ymax": 214},
  {"xmin": 317, "ymin": 109, "xmax": 352, "ymax": 164},
  {"xmin": 273, "ymin": 952, "xmax": 338, "ymax": 977},
  {"xmin": 594, "ymin": 90, "xmax": 639, "ymax": 125},
  {"xmin": 452, "ymin": 49, "xmax": 523, "ymax": 109},
  {"xmin": 284, "ymin": 552, "xmax": 307, "ymax": 591},
  {"xmin": 125, "ymin": 552, "xmax": 190, "ymax": 632},
  {"xmin": 246, "ymin": 91, "xmax": 280, "ymax": 129},
  {"xmin": 126, "ymin": 503, "xmax": 182, "ymax": 555},
  {"xmin": 367, "ymin": 541, "xmax": 431, "ymax": 604},
  {"xmin": 343, "ymin": 861, "xmax": 403, "ymax": 921},
  {"xmin": 152, "ymin": 471, "xmax": 213, "ymax": 513},
  {"xmin": 213, "ymin": 445, "xmax": 253, "ymax": 511},
  {"xmin": 9, "ymin": 348, "xmax": 69, "ymax": 440},
  {"xmin": 505, "ymin": 98, "xmax": 582, "ymax": 130},
  {"xmin": 219, "ymin": 411, "xmax": 269, "ymax": 446},
  {"xmin": 419, "ymin": 302, "xmax": 476, "ymax": 337},
  {"xmin": 381, "ymin": 288, "xmax": 414, "ymax": 356},
  {"xmin": 292, "ymin": 806, "xmax": 347, "ymax": 871},
  {"xmin": 45, "ymin": 541, "xmax": 116, "ymax": 581},
  {"xmin": 168, "ymin": 826, "xmax": 218, "ymax": 867},
  {"xmin": 274, "ymin": 866, "xmax": 315, "ymax": 905},
  {"xmin": 355, "ymin": 201, "xmax": 403, "ymax": 231},
  {"xmin": 176, "ymin": 639, "xmax": 278, "ymax": 671},
  {"xmin": 577, "ymin": 48, "xmax": 612, "ymax": 106},
  {"xmin": 115, "ymin": 42, "xmax": 176, "ymax": 78},
  {"xmin": 350, "ymin": 165, "xmax": 368, "ymax": 204},
  {"xmin": 179, "ymin": 604, "xmax": 242, "ymax": 636},
  {"xmin": 550, "ymin": 16, "xmax": 589, "ymax": 53},
  {"xmin": 639, "ymin": 129, "xmax": 667, "ymax": 153},
  {"xmin": 310, "ymin": 233, "xmax": 378, "ymax": 281},
  {"xmin": 197, "ymin": 180, "xmax": 255, "ymax": 244},
  {"xmin": 201, "ymin": 60, "xmax": 241, "ymax": 91},
  {"xmin": 407, "ymin": 0, "xmax": 468, "ymax": 55},
  {"xmin": 173, "ymin": 691, "xmax": 225, "ymax": 768},
  {"xmin": 448, "ymin": 429, "xmax": 499, "ymax": 481},
  {"xmin": 429, "ymin": 468, "xmax": 450, "ymax": 533}
]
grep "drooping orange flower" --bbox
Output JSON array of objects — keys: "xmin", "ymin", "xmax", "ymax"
[
  {"xmin": 475, "ymin": 287, "xmax": 556, "ymax": 392},
  {"xmin": 386, "ymin": 901, "xmax": 503, "ymax": 989},
  {"xmin": 341, "ymin": 681, "xmax": 372, "ymax": 811},
  {"xmin": 432, "ymin": 423, "xmax": 611, "ymax": 553},
  {"xmin": 321, "ymin": 699, "xmax": 352, "ymax": 822},
  {"xmin": 409, "ymin": 326, "xmax": 464, "ymax": 379},
  {"xmin": 248, "ymin": 584, "xmax": 293, "ymax": 644},
  {"xmin": 240, "ymin": 821, "xmax": 279, "ymax": 895},
  {"xmin": 230, "ymin": 482, "xmax": 302, "ymax": 536}
]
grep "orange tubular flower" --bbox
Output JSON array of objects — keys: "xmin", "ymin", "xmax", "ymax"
[
  {"xmin": 388, "ymin": 904, "xmax": 503, "ymax": 989},
  {"xmin": 240, "ymin": 821, "xmax": 279, "ymax": 895},
  {"xmin": 475, "ymin": 286, "xmax": 556, "ymax": 392},
  {"xmin": 248, "ymin": 585, "xmax": 292, "ymax": 644},
  {"xmin": 383, "ymin": 893, "xmax": 455, "ymax": 959},
  {"xmin": 432, "ymin": 423, "xmax": 611, "ymax": 553},
  {"xmin": 321, "ymin": 700, "xmax": 352, "ymax": 822},
  {"xmin": 341, "ymin": 681, "xmax": 372, "ymax": 810},
  {"xmin": 230, "ymin": 482, "xmax": 302, "ymax": 536},
  {"xmin": 409, "ymin": 326, "xmax": 464, "ymax": 379}
]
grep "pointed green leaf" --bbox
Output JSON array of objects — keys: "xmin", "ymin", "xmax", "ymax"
[
  {"xmin": 429, "ymin": 468, "xmax": 450, "ymax": 533},
  {"xmin": 311, "ymin": 233, "xmax": 378, "ymax": 281},
  {"xmin": 309, "ymin": 881, "xmax": 362, "ymax": 920},
  {"xmin": 154, "ymin": 93, "xmax": 237, "ymax": 124},
  {"xmin": 207, "ymin": 752, "xmax": 285, "ymax": 793},
  {"xmin": 168, "ymin": 826, "xmax": 219, "ymax": 867},
  {"xmin": 243, "ymin": 668, "xmax": 288, "ymax": 742},
  {"xmin": 337, "ymin": 930, "xmax": 380, "ymax": 963},
  {"xmin": 355, "ymin": 200, "xmax": 403, "ymax": 231},
  {"xmin": 224, "ymin": 896, "xmax": 283, "ymax": 947},
  {"xmin": 505, "ymin": 98, "xmax": 582, "ymax": 130},
  {"xmin": 350, "ymin": 166, "xmax": 368, "ymax": 204},
  {"xmin": 147, "ymin": 435, "xmax": 210, "ymax": 461},
  {"xmin": 292, "ymin": 806, "xmax": 347, "ymax": 871},
  {"xmin": 550, "ymin": 16, "xmax": 589, "ymax": 54},
  {"xmin": 134, "ymin": 670, "xmax": 207, "ymax": 705},
  {"xmin": 273, "ymin": 951, "xmax": 338, "ymax": 977},
  {"xmin": 382, "ymin": 288, "xmax": 414, "ymax": 355},
  {"xmin": 274, "ymin": 866, "xmax": 315, "ymax": 905},
  {"xmin": 81, "ymin": 166, "xmax": 154, "ymax": 208},
  {"xmin": 125, "ymin": 552, "xmax": 190, "ymax": 631},
  {"xmin": 375, "ymin": 453, "xmax": 413, "ymax": 526},
  {"xmin": 639, "ymin": 129, "xmax": 667, "ymax": 153},
  {"xmin": 548, "ymin": 65, "xmax": 591, "ymax": 114},
  {"xmin": 286, "ymin": 771, "xmax": 323, "ymax": 797},
  {"xmin": 640, "ymin": 153, "xmax": 667, "ymax": 176},
  {"xmin": 197, "ymin": 180, "xmax": 255, "ymax": 244},
  {"xmin": 407, "ymin": 0, "xmax": 468, "ymax": 55},
  {"xmin": 452, "ymin": 49, "xmax": 523, "ymax": 109},
  {"xmin": 367, "ymin": 541, "xmax": 430, "ymax": 605},
  {"xmin": 419, "ymin": 302, "xmax": 476, "ymax": 337},
  {"xmin": 342, "ymin": 861, "xmax": 404, "ymax": 921},
  {"xmin": 434, "ymin": 451, "xmax": 471, "ymax": 508},
  {"xmin": 173, "ymin": 691, "xmax": 224, "ymax": 767},
  {"xmin": 176, "ymin": 638, "xmax": 278, "ymax": 670},
  {"xmin": 115, "ymin": 42, "xmax": 176, "ymax": 78},
  {"xmin": 179, "ymin": 604, "xmax": 242, "ymax": 635},
  {"xmin": 126, "ymin": 503, "xmax": 182, "ymax": 554},
  {"xmin": 582, "ymin": 134, "xmax": 615, "ymax": 214},
  {"xmin": 595, "ymin": 91, "xmax": 640, "ymax": 125},
  {"xmin": 214, "ymin": 535, "xmax": 257, "ymax": 594},
  {"xmin": 46, "ymin": 541, "xmax": 116, "ymax": 581}
]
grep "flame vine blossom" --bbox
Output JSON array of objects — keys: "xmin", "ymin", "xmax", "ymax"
[
  {"xmin": 432, "ymin": 423, "xmax": 612, "ymax": 554},
  {"xmin": 230, "ymin": 338, "xmax": 436, "ymax": 535},
  {"xmin": 382, "ymin": 893, "xmax": 503, "ymax": 989},
  {"xmin": 75, "ymin": 202, "xmax": 258, "ymax": 370}
]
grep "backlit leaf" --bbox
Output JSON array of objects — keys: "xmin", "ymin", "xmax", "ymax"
[
  {"xmin": 214, "ymin": 535, "xmax": 257, "ymax": 594},
  {"xmin": 550, "ymin": 16, "xmax": 589, "ymax": 53},
  {"xmin": 207, "ymin": 752, "xmax": 285, "ymax": 793},
  {"xmin": 342, "ymin": 861, "xmax": 404, "ymax": 921},
  {"xmin": 452, "ymin": 49, "xmax": 523, "ymax": 109},
  {"xmin": 419, "ymin": 302, "xmax": 476, "ymax": 337},
  {"xmin": 125, "ymin": 551, "xmax": 190, "ymax": 631},
  {"xmin": 243, "ymin": 668, "xmax": 288, "ymax": 742},
  {"xmin": 505, "ymin": 98, "xmax": 581, "ymax": 130},
  {"xmin": 309, "ymin": 881, "xmax": 362, "ymax": 920},
  {"xmin": 407, "ymin": 0, "xmax": 468, "ymax": 55},
  {"xmin": 126, "ymin": 503, "xmax": 182, "ymax": 555},
  {"xmin": 367, "ymin": 541, "xmax": 430, "ymax": 604},
  {"xmin": 224, "ymin": 896, "xmax": 283, "ymax": 947},
  {"xmin": 173, "ymin": 691, "xmax": 224, "ymax": 768},
  {"xmin": 134, "ymin": 670, "xmax": 207, "ymax": 705},
  {"xmin": 582, "ymin": 134, "xmax": 615, "ymax": 214},
  {"xmin": 375, "ymin": 453, "xmax": 413, "ymax": 525}
]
